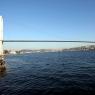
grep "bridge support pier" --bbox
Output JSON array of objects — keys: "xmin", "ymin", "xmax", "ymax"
[{"xmin": 0, "ymin": 16, "xmax": 6, "ymax": 71}]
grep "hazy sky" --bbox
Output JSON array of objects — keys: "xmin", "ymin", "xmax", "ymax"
[{"xmin": 0, "ymin": 0, "xmax": 95, "ymax": 49}]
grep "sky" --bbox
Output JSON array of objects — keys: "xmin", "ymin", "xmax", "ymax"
[{"xmin": 0, "ymin": 0, "xmax": 95, "ymax": 49}]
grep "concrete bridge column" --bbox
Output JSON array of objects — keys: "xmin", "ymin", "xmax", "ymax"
[{"xmin": 0, "ymin": 16, "xmax": 5, "ymax": 70}]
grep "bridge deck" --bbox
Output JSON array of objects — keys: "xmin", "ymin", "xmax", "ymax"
[{"xmin": 1, "ymin": 40, "xmax": 95, "ymax": 43}]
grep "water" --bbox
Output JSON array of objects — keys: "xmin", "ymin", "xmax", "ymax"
[{"xmin": 0, "ymin": 51, "xmax": 95, "ymax": 95}]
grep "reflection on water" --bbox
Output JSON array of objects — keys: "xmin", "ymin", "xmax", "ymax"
[
  {"xmin": 0, "ymin": 61, "xmax": 6, "ymax": 78},
  {"xmin": 0, "ymin": 67, "xmax": 6, "ymax": 78}
]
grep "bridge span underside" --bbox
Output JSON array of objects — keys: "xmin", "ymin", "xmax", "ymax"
[{"xmin": 2, "ymin": 40, "xmax": 95, "ymax": 43}]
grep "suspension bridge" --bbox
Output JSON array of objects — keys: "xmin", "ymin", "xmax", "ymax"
[{"xmin": 0, "ymin": 16, "xmax": 95, "ymax": 69}]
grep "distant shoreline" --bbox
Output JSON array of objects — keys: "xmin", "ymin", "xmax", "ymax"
[{"xmin": 3, "ymin": 45, "xmax": 95, "ymax": 55}]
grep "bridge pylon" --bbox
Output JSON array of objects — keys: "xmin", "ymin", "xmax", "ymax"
[{"xmin": 0, "ymin": 16, "xmax": 5, "ymax": 71}]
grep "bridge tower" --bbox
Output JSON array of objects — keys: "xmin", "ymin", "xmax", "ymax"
[{"xmin": 0, "ymin": 16, "xmax": 5, "ymax": 70}]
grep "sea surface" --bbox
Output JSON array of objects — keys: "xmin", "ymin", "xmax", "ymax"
[{"xmin": 0, "ymin": 51, "xmax": 95, "ymax": 95}]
